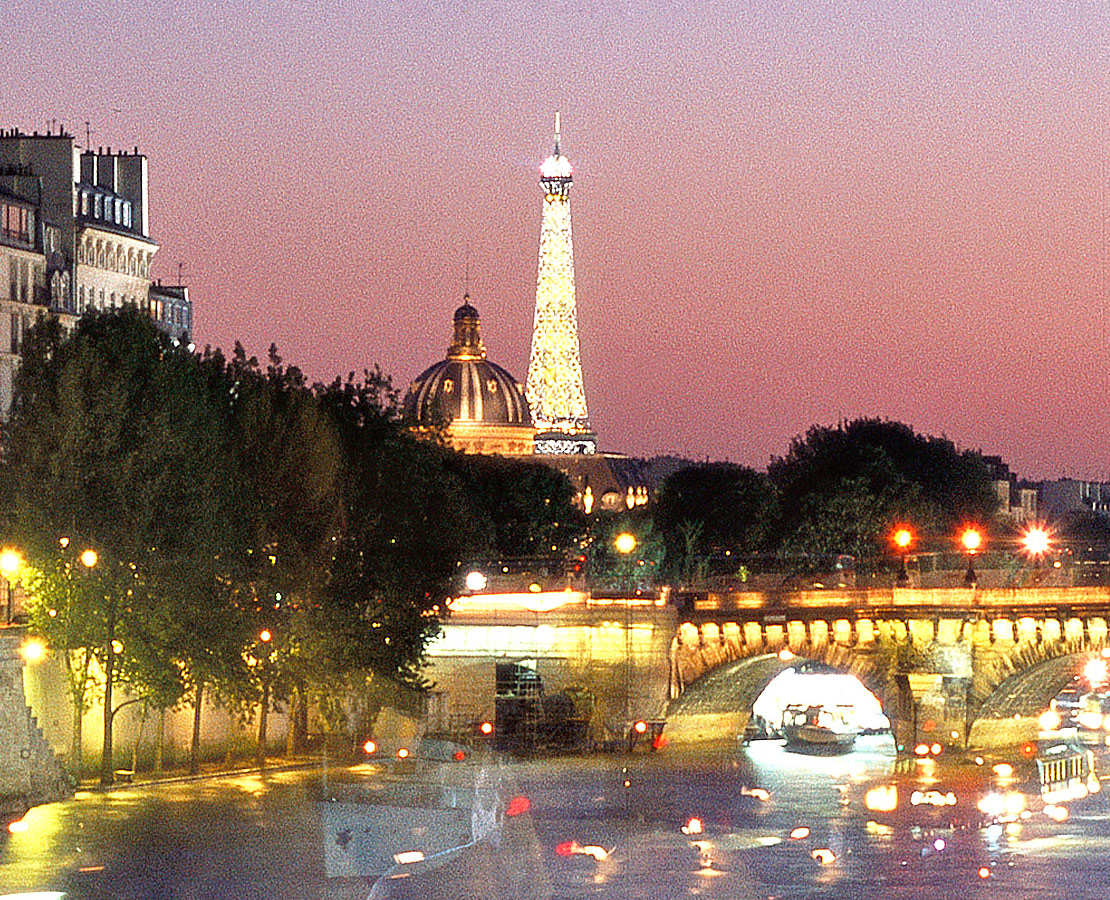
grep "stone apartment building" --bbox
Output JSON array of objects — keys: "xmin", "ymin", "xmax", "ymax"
[{"xmin": 0, "ymin": 126, "xmax": 193, "ymax": 417}]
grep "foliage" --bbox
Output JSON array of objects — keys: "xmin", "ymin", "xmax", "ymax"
[
  {"xmin": 4, "ymin": 309, "xmax": 247, "ymax": 780},
  {"xmin": 445, "ymin": 453, "xmax": 583, "ymax": 560},
  {"xmin": 654, "ymin": 463, "xmax": 779, "ymax": 579},
  {"xmin": 585, "ymin": 511, "xmax": 664, "ymax": 590},
  {"xmin": 315, "ymin": 371, "xmax": 488, "ymax": 687},
  {"xmin": 767, "ymin": 418, "xmax": 999, "ymax": 559}
]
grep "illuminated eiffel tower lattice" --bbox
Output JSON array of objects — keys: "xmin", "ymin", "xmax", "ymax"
[{"xmin": 526, "ymin": 113, "xmax": 597, "ymax": 455}]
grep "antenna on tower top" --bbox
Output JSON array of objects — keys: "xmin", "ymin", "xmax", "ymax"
[{"xmin": 553, "ymin": 111, "xmax": 561, "ymax": 155}]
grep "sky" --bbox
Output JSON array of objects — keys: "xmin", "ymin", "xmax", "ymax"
[{"xmin": 8, "ymin": 0, "xmax": 1110, "ymax": 480}]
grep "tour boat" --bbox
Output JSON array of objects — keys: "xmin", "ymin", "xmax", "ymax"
[{"xmin": 782, "ymin": 704, "xmax": 861, "ymax": 749}]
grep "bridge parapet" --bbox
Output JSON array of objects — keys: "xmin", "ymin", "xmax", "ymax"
[{"xmin": 688, "ymin": 585, "xmax": 1110, "ymax": 618}]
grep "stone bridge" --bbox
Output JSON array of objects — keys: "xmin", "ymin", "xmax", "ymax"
[{"xmin": 667, "ymin": 585, "xmax": 1110, "ymax": 750}]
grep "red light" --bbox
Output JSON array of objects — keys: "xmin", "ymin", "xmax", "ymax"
[
  {"xmin": 1021, "ymin": 742, "xmax": 1037, "ymax": 758},
  {"xmin": 363, "ymin": 740, "xmax": 377, "ymax": 755},
  {"xmin": 454, "ymin": 750, "xmax": 466, "ymax": 761},
  {"xmin": 505, "ymin": 796, "xmax": 531, "ymax": 817},
  {"xmin": 555, "ymin": 840, "xmax": 578, "ymax": 856}
]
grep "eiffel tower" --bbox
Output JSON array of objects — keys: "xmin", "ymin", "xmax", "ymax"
[{"xmin": 525, "ymin": 113, "xmax": 597, "ymax": 455}]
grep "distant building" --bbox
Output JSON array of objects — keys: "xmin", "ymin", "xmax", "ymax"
[
  {"xmin": 0, "ymin": 148, "xmax": 76, "ymax": 417},
  {"xmin": 0, "ymin": 126, "xmax": 193, "ymax": 415},
  {"xmin": 1040, "ymin": 479, "xmax": 1110, "ymax": 519},
  {"xmin": 404, "ymin": 298, "xmax": 536, "ymax": 457},
  {"xmin": 150, "ymin": 281, "xmax": 193, "ymax": 343},
  {"xmin": 983, "ymin": 455, "xmax": 1037, "ymax": 523}
]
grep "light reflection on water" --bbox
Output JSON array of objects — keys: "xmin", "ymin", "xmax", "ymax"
[{"xmin": 1, "ymin": 742, "xmax": 1108, "ymax": 899}]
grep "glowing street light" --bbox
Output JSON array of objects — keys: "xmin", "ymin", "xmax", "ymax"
[
  {"xmin": 20, "ymin": 637, "xmax": 47, "ymax": 663},
  {"xmin": 960, "ymin": 527, "xmax": 983, "ymax": 586},
  {"xmin": 614, "ymin": 531, "xmax": 638, "ymax": 733},
  {"xmin": 80, "ymin": 549, "xmax": 98, "ymax": 569},
  {"xmin": 0, "ymin": 548, "xmax": 23, "ymax": 625},
  {"xmin": 1023, "ymin": 527, "xmax": 1050, "ymax": 557},
  {"xmin": 614, "ymin": 532, "xmax": 637, "ymax": 555},
  {"xmin": 891, "ymin": 527, "xmax": 914, "ymax": 586},
  {"xmin": 1084, "ymin": 657, "xmax": 1108, "ymax": 688},
  {"xmin": 1021, "ymin": 528, "xmax": 1047, "ymax": 563}
]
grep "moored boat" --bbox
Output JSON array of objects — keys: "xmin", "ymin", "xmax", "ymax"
[{"xmin": 782, "ymin": 704, "xmax": 860, "ymax": 748}]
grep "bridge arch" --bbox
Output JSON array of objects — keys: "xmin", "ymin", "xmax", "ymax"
[
  {"xmin": 665, "ymin": 649, "xmax": 897, "ymax": 743},
  {"xmin": 667, "ymin": 609, "xmax": 1110, "ymax": 750},
  {"xmin": 969, "ymin": 646, "xmax": 1106, "ymax": 747}
]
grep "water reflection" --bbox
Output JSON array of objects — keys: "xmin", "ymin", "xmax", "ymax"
[{"xmin": 1, "ymin": 739, "xmax": 1108, "ymax": 899}]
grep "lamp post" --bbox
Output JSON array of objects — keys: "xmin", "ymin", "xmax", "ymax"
[
  {"xmin": 960, "ymin": 527, "xmax": 982, "ymax": 586},
  {"xmin": 615, "ymin": 532, "xmax": 637, "ymax": 742},
  {"xmin": 255, "ymin": 629, "xmax": 274, "ymax": 770},
  {"xmin": 0, "ymin": 548, "xmax": 23, "ymax": 625},
  {"xmin": 891, "ymin": 527, "xmax": 914, "ymax": 587},
  {"xmin": 1022, "ymin": 526, "xmax": 1050, "ymax": 584}
]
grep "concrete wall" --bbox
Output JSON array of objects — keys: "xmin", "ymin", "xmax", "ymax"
[
  {"xmin": 0, "ymin": 630, "xmax": 71, "ymax": 810},
  {"xmin": 20, "ymin": 648, "xmax": 294, "ymax": 774}
]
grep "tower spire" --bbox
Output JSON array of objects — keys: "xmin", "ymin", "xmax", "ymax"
[{"xmin": 526, "ymin": 114, "xmax": 596, "ymax": 454}]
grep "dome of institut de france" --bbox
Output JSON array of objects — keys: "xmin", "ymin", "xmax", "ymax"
[{"xmin": 403, "ymin": 297, "xmax": 536, "ymax": 456}]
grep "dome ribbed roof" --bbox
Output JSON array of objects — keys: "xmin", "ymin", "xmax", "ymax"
[
  {"xmin": 403, "ymin": 297, "xmax": 531, "ymax": 426},
  {"xmin": 404, "ymin": 357, "xmax": 530, "ymax": 425}
]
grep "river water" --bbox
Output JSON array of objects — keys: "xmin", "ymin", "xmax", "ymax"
[{"xmin": 3, "ymin": 736, "xmax": 1109, "ymax": 900}]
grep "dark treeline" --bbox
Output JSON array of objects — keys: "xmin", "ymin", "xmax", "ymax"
[{"xmin": 653, "ymin": 418, "xmax": 1003, "ymax": 582}]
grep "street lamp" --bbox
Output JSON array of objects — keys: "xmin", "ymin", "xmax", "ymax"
[
  {"xmin": 614, "ymin": 532, "xmax": 637, "ymax": 556},
  {"xmin": 80, "ymin": 548, "xmax": 98, "ymax": 569},
  {"xmin": 614, "ymin": 532, "xmax": 637, "ymax": 742},
  {"xmin": 891, "ymin": 527, "xmax": 914, "ymax": 586},
  {"xmin": 0, "ymin": 548, "xmax": 23, "ymax": 625},
  {"xmin": 1022, "ymin": 527, "xmax": 1050, "ymax": 557},
  {"xmin": 1021, "ymin": 526, "xmax": 1051, "ymax": 585},
  {"xmin": 960, "ymin": 527, "xmax": 982, "ymax": 586}
]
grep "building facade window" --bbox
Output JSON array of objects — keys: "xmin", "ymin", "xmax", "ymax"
[{"xmin": 1, "ymin": 203, "xmax": 31, "ymax": 244}]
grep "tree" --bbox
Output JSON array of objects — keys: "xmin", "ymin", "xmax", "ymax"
[
  {"xmin": 445, "ymin": 453, "xmax": 583, "ymax": 560},
  {"xmin": 654, "ymin": 463, "xmax": 779, "ymax": 581},
  {"xmin": 311, "ymin": 372, "xmax": 489, "ymax": 737},
  {"xmin": 768, "ymin": 418, "xmax": 1000, "ymax": 560},
  {"xmin": 585, "ymin": 511, "xmax": 664, "ymax": 591},
  {"xmin": 218, "ymin": 344, "xmax": 342, "ymax": 763},
  {"xmin": 4, "ymin": 309, "xmax": 245, "ymax": 784}
]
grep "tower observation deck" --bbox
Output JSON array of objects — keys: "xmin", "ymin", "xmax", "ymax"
[{"xmin": 526, "ymin": 113, "xmax": 597, "ymax": 455}]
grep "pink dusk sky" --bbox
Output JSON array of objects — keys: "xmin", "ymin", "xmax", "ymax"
[{"xmin": 9, "ymin": 0, "xmax": 1110, "ymax": 480}]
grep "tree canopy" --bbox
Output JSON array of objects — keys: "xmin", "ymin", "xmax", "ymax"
[
  {"xmin": 1, "ymin": 312, "xmax": 508, "ymax": 779},
  {"xmin": 767, "ymin": 418, "xmax": 1000, "ymax": 558}
]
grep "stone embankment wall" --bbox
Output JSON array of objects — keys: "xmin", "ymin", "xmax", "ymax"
[{"xmin": 0, "ymin": 628, "xmax": 72, "ymax": 816}]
